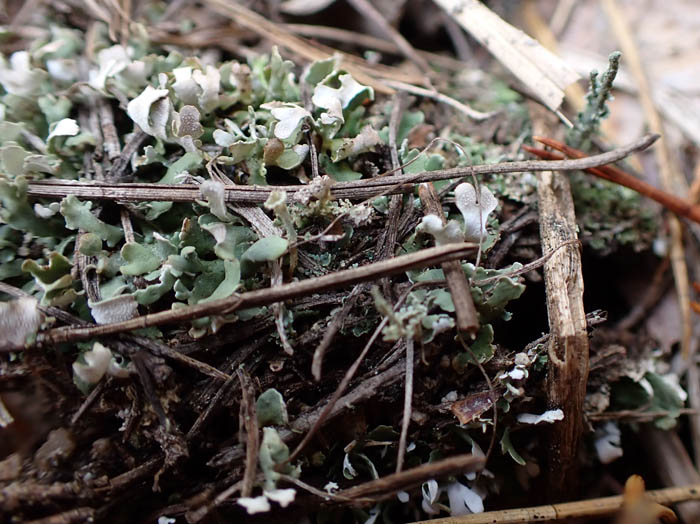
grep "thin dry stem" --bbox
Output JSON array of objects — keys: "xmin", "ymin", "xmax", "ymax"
[
  {"xmin": 2, "ymin": 243, "xmax": 476, "ymax": 352},
  {"xmin": 395, "ymin": 337, "xmax": 414, "ymax": 473},
  {"xmin": 337, "ymin": 454, "xmax": 484, "ymax": 501},
  {"xmin": 25, "ymin": 134, "xmax": 659, "ymax": 204},
  {"xmin": 236, "ymin": 367, "xmax": 259, "ymax": 498}
]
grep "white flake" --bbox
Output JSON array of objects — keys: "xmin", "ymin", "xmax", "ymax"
[
  {"xmin": 517, "ymin": 409, "xmax": 564, "ymax": 425},
  {"xmin": 264, "ymin": 488, "xmax": 296, "ymax": 508},
  {"xmin": 447, "ymin": 482, "xmax": 483, "ymax": 515},
  {"xmin": 594, "ymin": 422, "xmax": 623, "ymax": 464},
  {"xmin": 126, "ymin": 86, "xmax": 171, "ymax": 140},
  {"xmin": 47, "ymin": 119, "xmax": 79, "ymax": 141},
  {"xmin": 237, "ymin": 495, "xmax": 271, "ymax": 514}
]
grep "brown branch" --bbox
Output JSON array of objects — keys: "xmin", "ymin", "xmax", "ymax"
[
  {"xmin": 98, "ymin": 99, "xmax": 121, "ymax": 162},
  {"xmin": 602, "ymin": 0, "xmax": 692, "ymax": 359},
  {"xmin": 106, "ymin": 129, "xmax": 149, "ymax": 181},
  {"xmin": 0, "ymin": 282, "xmax": 231, "ymax": 382},
  {"xmin": 209, "ymin": 359, "xmax": 405, "ymax": 469},
  {"xmin": 529, "ymin": 104, "xmax": 588, "ymax": 501},
  {"xmin": 2, "ymin": 243, "xmax": 476, "ymax": 352},
  {"xmin": 286, "ymin": 320, "xmax": 396, "ymax": 464},
  {"xmin": 186, "ymin": 374, "xmax": 236, "ymax": 442},
  {"xmin": 336, "ymin": 454, "xmax": 484, "ymax": 501},
  {"xmin": 377, "ymin": 93, "xmax": 407, "ymax": 296},
  {"xmin": 25, "ymin": 134, "xmax": 659, "ymax": 204},
  {"xmin": 282, "ymin": 23, "xmax": 465, "ymax": 72},
  {"xmin": 236, "ymin": 367, "xmax": 259, "ymax": 498},
  {"xmin": 25, "ymin": 508, "xmax": 96, "ymax": 524}
]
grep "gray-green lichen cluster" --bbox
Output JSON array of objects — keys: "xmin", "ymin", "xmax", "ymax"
[
  {"xmin": 567, "ymin": 51, "xmax": 656, "ymax": 253},
  {"xmin": 0, "ymin": 20, "xmax": 392, "ymax": 339}
]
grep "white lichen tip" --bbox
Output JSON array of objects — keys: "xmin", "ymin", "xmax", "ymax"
[
  {"xmin": 47, "ymin": 118, "xmax": 80, "ymax": 142},
  {"xmin": 0, "ymin": 297, "xmax": 44, "ymax": 348},
  {"xmin": 199, "ymin": 179, "xmax": 230, "ymax": 221},
  {"xmin": 261, "ymin": 102, "xmax": 311, "ymax": 141},
  {"xmin": 126, "ymin": 85, "xmax": 171, "ymax": 140},
  {"xmin": 447, "ymin": 481, "xmax": 484, "ymax": 515},
  {"xmin": 73, "ymin": 342, "xmax": 112, "ymax": 385},
  {"xmin": 454, "ymin": 183, "xmax": 498, "ymax": 242},
  {"xmin": 73, "ymin": 342, "xmax": 130, "ymax": 387},
  {"xmin": 417, "ymin": 214, "xmax": 464, "ymax": 245},
  {"xmin": 264, "ymin": 189, "xmax": 288, "ymax": 211}
]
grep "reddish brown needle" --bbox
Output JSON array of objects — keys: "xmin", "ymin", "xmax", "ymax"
[{"xmin": 522, "ymin": 137, "xmax": 700, "ymax": 224}]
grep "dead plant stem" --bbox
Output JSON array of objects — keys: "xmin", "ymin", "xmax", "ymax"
[
  {"xmin": 2, "ymin": 244, "xmax": 476, "ymax": 352},
  {"xmin": 25, "ymin": 134, "xmax": 658, "ymax": 204},
  {"xmin": 396, "ymin": 337, "xmax": 414, "ymax": 473}
]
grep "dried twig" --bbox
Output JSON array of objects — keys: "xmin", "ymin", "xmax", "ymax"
[
  {"xmin": 286, "ymin": 314, "xmax": 397, "ymax": 463},
  {"xmin": 383, "ymin": 79, "xmax": 494, "ymax": 121},
  {"xmin": 201, "ymin": 0, "xmax": 404, "ymax": 93},
  {"xmin": 278, "ymin": 474, "xmax": 371, "ymax": 504},
  {"xmin": 236, "ymin": 367, "xmax": 259, "ymax": 498},
  {"xmin": 98, "ymin": 99, "xmax": 121, "ymax": 162},
  {"xmin": 106, "ymin": 129, "xmax": 149, "ymax": 181},
  {"xmin": 0, "ymin": 282, "xmax": 230, "ymax": 381},
  {"xmin": 186, "ymin": 374, "xmax": 236, "ymax": 442},
  {"xmin": 70, "ymin": 379, "xmax": 107, "ymax": 425},
  {"xmin": 525, "ymin": 138, "xmax": 700, "ymax": 224},
  {"xmin": 345, "ymin": 0, "xmax": 432, "ymax": 81},
  {"xmin": 530, "ymin": 104, "xmax": 588, "ymax": 500},
  {"xmin": 2, "ymin": 243, "xmax": 476, "ymax": 351},
  {"xmin": 25, "ymin": 134, "xmax": 659, "ymax": 205},
  {"xmin": 311, "ymin": 283, "xmax": 366, "ymax": 381},
  {"xmin": 209, "ymin": 360, "xmax": 406, "ymax": 468},
  {"xmin": 24, "ymin": 508, "xmax": 96, "ymax": 524},
  {"xmin": 641, "ymin": 427, "xmax": 700, "ymax": 523},
  {"xmin": 395, "ymin": 337, "xmax": 414, "ymax": 473},
  {"xmin": 283, "ymin": 23, "xmax": 465, "ymax": 72},
  {"xmin": 337, "ymin": 454, "xmax": 484, "ymax": 501},
  {"xmin": 433, "ymin": 0, "xmax": 579, "ymax": 112}
]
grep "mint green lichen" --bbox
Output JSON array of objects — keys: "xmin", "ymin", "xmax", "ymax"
[{"xmin": 59, "ymin": 195, "xmax": 122, "ymax": 247}]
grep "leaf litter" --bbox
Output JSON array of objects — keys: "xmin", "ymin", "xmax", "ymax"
[{"xmin": 0, "ymin": 2, "xmax": 688, "ymax": 523}]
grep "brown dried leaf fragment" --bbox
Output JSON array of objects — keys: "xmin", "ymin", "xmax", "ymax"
[{"xmin": 450, "ymin": 390, "xmax": 499, "ymax": 425}]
